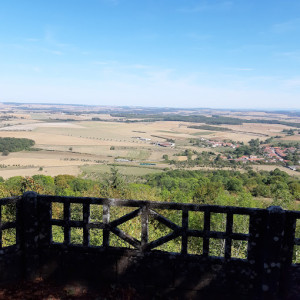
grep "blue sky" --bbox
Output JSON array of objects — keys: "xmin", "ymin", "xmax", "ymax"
[{"xmin": 0, "ymin": 0, "xmax": 299, "ymax": 109}]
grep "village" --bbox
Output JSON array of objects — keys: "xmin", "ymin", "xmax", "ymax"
[{"xmin": 195, "ymin": 138, "xmax": 300, "ymax": 170}]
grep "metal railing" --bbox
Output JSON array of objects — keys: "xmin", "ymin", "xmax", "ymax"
[{"xmin": 1, "ymin": 192, "xmax": 300, "ymax": 297}]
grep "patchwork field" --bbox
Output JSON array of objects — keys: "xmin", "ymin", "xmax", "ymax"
[
  {"xmin": 0, "ymin": 121, "xmax": 178, "ymax": 178},
  {"xmin": 0, "ymin": 103, "xmax": 299, "ymax": 179}
]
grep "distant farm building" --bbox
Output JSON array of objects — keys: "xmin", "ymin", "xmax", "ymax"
[{"xmin": 157, "ymin": 142, "xmax": 175, "ymax": 147}]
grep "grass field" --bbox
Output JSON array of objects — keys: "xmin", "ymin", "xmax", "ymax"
[
  {"xmin": 80, "ymin": 164, "xmax": 164, "ymax": 179},
  {"xmin": 191, "ymin": 131, "xmax": 214, "ymax": 136},
  {"xmin": 252, "ymin": 165, "xmax": 300, "ymax": 177}
]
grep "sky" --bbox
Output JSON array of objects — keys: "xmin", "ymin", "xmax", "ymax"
[{"xmin": 0, "ymin": 0, "xmax": 300, "ymax": 110}]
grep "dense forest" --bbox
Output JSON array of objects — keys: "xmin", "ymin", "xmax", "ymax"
[{"xmin": 0, "ymin": 137, "xmax": 35, "ymax": 154}]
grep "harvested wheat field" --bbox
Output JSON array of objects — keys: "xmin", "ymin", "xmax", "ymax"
[
  {"xmin": 252, "ymin": 165, "xmax": 300, "ymax": 177},
  {"xmin": 0, "ymin": 166, "xmax": 81, "ymax": 179},
  {"xmin": 0, "ymin": 106, "xmax": 298, "ymax": 180}
]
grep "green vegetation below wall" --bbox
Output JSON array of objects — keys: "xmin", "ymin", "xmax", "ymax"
[
  {"xmin": 1, "ymin": 168, "xmax": 300, "ymax": 256},
  {"xmin": 0, "ymin": 168, "xmax": 299, "ymax": 210}
]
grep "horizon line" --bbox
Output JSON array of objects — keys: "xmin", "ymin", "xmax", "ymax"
[{"xmin": 1, "ymin": 101, "xmax": 299, "ymax": 112}]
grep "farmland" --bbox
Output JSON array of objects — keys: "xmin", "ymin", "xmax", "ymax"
[{"xmin": 0, "ymin": 103, "xmax": 299, "ymax": 179}]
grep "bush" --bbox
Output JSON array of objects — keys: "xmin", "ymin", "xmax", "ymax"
[{"xmin": 2, "ymin": 150, "xmax": 9, "ymax": 156}]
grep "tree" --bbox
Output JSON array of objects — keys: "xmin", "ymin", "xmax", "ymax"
[
  {"xmin": 20, "ymin": 177, "xmax": 43, "ymax": 194},
  {"xmin": 4, "ymin": 176, "xmax": 24, "ymax": 195},
  {"xmin": 289, "ymin": 182, "xmax": 300, "ymax": 200},
  {"xmin": 0, "ymin": 137, "xmax": 35, "ymax": 152},
  {"xmin": 249, "ymin": 138, "xmax": 260, "ymax": 148},
  {"xmin": 226, "ymin": 177, "xmax": 243, "ymax": 192},
  {"xmin": 184, "ymin": 149, "xmax": 193, "ymax": 160},
  {"xmin": 162, "ymin": 154, "xmax": 169, "ymax": 161},
  {"xmin": 32, "ymin": 175, "xmax": 56, "ymax": 194},
  {"xmin": 2, "ymin": 150, "xmax": 9, "ymax": 156},
  {"xmin": 214, "ymin": 154, "xmax": 222, "ymax": 163},
  {"xmin": 109, "ymin": 166, "xmax": 124, "ymax": 190},
  {"xmin": 54, "ymin": 175, "xmax": 76, "ymax": 195}
]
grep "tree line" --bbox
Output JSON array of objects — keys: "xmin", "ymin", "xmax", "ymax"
[{"xmin": 111, "ymin": 113, "xmax": 300, "ymax": 128}]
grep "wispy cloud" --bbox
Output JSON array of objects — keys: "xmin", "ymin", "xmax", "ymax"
[
  {"xmin": 228, "ymin": 44, "xmax": 276, "ymax": 55},
  {"xmin": 230, "ymin": 68, "xmax": 254, "ymax": 71},
  {"xmin": 46, "ymin": 49, "xmax": 63, "ymax": 56},
  {"xmin": 178, "ymin": 1, "xmax": 233, "ymax": 13},
  {"xmin": 93, "ymin": 60, "xmax": 118, "ymax": 65},
  {"xmin": 44, "ymin": 29, "xmax": 70, "ymax": 48},
  {"xmin": 282, "ymin": 77, "xmax": 300, "ymax": 88},
  {"xmin": 127, "ymin": 64, "xmax": 152, "ymax": 70},
  {"xmin": 275, "ymin": 51, "xmax": 300, "ymax": 62},
  {"xmin": 1, "ymin": 66, "xmax": 299, "ymax": 109},
  {"xmin": 272, "ymin": 18, "xmax": 300, "ymax": 33},
  {"xmin": 32, "ymin": 66, "xmax": 41, "ymax": 73}
]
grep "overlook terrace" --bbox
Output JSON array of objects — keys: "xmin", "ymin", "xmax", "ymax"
[{"xmin": 0, "ymin": 192, "xmax": 300, "ymax": 299}]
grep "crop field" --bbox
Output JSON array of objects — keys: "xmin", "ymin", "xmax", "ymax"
[
  {"xmin": 0, "ymin": 165, "xmax": 81, "ymax": 179},
  {"xmin": 252, "ymin": 165, "xmax": 300, "ymax": 177},
  {"xmin": 0, "ymin": 120, "xmax": 180, "ymax": 178},
  {"xmin": 0, "ymin": 103, "xmax": 298, "ymax": 180}
]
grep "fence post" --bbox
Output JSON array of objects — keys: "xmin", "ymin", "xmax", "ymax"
[
  {"xmin": 262, "ymin": 206, "xmax": 285, "ymax": 299},
  {"xmin": 21, "ymin": 191, "xmax": 39, "ymax": 279},
  {"xmin": 141, "ymin": 203, "xmax": 149, "ymax": 252},
  {"xmin": 20, "ymin": 192, "xmax": 52, "ymax": 280},
  {"xmin": 103, "ymin": 201, "xmax": 110, "ymax": 249},
  {"xmin": 181, "ymin": 207, "xmax": 188, "ymax": 255}
]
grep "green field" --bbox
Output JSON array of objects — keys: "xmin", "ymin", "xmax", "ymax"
[
  {"xmin": 191, "ymin": 131, "xmax": 214, "ymax": 136},
  {"xmin": 80, "ymin": 164, "xmax": 164, "ymax": 180}
]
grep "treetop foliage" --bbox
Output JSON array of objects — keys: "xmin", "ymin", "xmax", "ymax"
[
  {"xmin": 0, "ymin": 168, "xmax": 299, "ymax": 210},
  {"xmin": 0, "ymin": 137, "xmax": 35, "ymax": 153}
]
